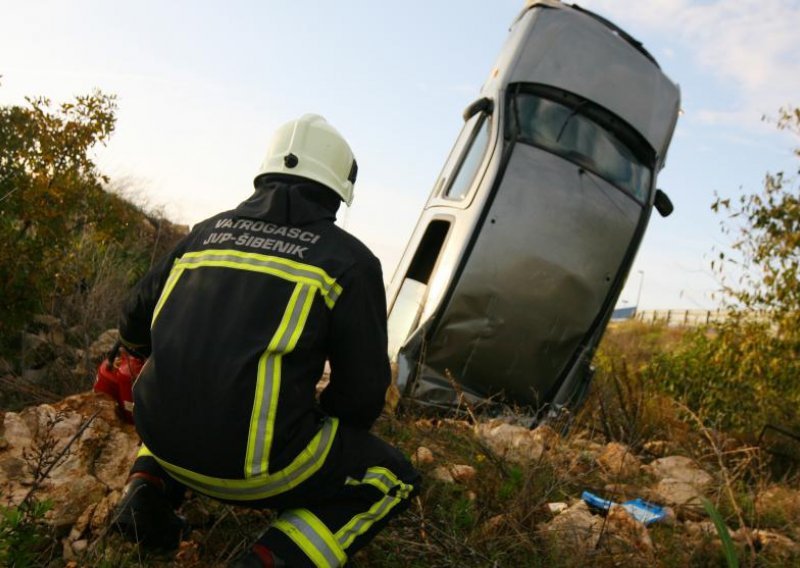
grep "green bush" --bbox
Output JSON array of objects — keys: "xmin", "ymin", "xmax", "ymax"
[
  {"xmin": 644, "ymin": 321, "xmax": 800, "ymax": 436},
  {"xmin": 0, "ymin": 500, "xmax": 54, "ymax": 567},
  {"xmin": 0, "ymin": 90, "xmax": 186, "ymax": 355}
]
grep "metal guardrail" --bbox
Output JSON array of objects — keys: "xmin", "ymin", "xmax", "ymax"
[
  {"xmin": 633, "ymin": 309, "xmax": 768, "ymax": 327},
  {"xmin": 635, "ymin": 309, "xmax": 731, "ymax": 326}
]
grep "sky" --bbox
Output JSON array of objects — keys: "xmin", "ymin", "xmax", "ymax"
[{"xmin": 1, "ymin": 0, "xmax": 798, "ymax": 310}]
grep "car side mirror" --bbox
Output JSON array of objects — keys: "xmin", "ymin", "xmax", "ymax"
[
  {"xmin": 463, "ymin": 97, "xmax": 494, "ymax": 121},
  {"xmin": 654, "ymin": 189, "xmax": 673, "ymax": 217}
]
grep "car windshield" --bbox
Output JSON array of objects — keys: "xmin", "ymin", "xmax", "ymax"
[{"xmin": 509, "ymin": 88, "xmax": 654, "ymax": 202}]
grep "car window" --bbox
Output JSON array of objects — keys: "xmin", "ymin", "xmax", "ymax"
[
  {"xmin": 511, "ymin": 91, "xmax": 652, "ymax": 202},
  {"xmin": 387, "ymin": 220, "xmax": 450, "ymax": 360},
  {"xmin": 443, "ymin": 115, "xmax": 491, "ymax": 200}
]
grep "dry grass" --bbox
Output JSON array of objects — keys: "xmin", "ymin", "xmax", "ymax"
[{"xmin": 4, "ymin": 321, "xmax": 800, "ymax": 566}]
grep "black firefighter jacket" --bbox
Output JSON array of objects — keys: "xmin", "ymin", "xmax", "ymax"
[{"xmin": 119, "ymin": 177, "xmax": 391, "ymax": 484}]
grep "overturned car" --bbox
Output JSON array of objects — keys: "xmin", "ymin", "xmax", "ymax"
[{"xmin": 386, "ymin": 1, "xmax": 680, "ymax": 415}]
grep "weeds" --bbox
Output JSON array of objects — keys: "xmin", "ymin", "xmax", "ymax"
[
  {"xmin": 2, "ymin": 321, "xmax": 799, "ymax": 566},
  {"xmin": 0, "ymin": 499, "xmax": 54, "ymax": 567}
]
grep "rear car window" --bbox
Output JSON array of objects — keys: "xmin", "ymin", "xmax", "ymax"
[{"xmin": 509, "ymin": 88, "xmax": 654, "ymax": 202}]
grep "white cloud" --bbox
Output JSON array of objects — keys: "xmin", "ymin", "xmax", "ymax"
[{"xmin": 583, "ymin": 0, "xmax": 800, "ymax": 125}]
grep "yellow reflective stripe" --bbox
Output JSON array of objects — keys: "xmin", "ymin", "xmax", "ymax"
[
  {"xmin": 176, "ymin": 249, "xmax": 342, "ymax": 309},
  {"xmin": 145, "ymin": 417, "xmax": 339, "ymax": 501},
  {"xmin": 245, "ymin": 284, "xmax": 317, "ymax": 477},
  {"xmin": 287, "ymin": 285, "xmax": 316, "ymax": 351},
  {"xmin": 246, "ymin": 284, "xmax": 304, "ymax": 476},
  {"xmin": 137, "ymin": 444, "xmax": 154, "ymax": 459},
  {"xmin": 151, "ymin": 266, "xmax": 185, "ymax": 325},
  {"xmin": 274, "ymin": 510, "xmax": 346, "ymax": 567},
  {"xmin": 335, "ymin": 493, "xmax": 403, "ymax": 550},
  {"xmin": 259, "ymin": 352, "xmax": 280, "ymax": 476},
  {"xmin": 345, "ymin": 473, "xmax": 390, "ymax": 494},
  {"xmin": 182, "ymin": 248, "xmax": 336, "ymax": 285},
  {"xmin": 345, "ymin": 466, "xmax": 414, "ymax": 498},
  {"xmin": 336, "ymin": 466, "xmax": 414, "ymax": 550}
]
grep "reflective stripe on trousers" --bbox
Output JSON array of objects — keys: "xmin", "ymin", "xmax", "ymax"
[{"xmin": 272, "ymin": 466, "xmax": 414, "ymax": 567}]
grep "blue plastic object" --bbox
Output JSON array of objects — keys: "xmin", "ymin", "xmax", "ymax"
[{"xmin": 581, "ymin": 491, "xmax": 666, "ymax": 525}]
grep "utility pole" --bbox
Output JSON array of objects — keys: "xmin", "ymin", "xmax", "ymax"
[{"xmin": 635, "ymin": 270, "xmax": 645, "ymax": 315}]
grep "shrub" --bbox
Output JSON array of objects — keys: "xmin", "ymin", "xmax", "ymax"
[
  {"xmin": 645, "ymin": 321, "xmax": 800, "ymax": 437},
  {"xmin": 0, "ymin": 500, "xmax": 54, "ymax": 567}
]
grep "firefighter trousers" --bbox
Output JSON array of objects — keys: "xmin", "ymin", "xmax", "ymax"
[{"xmin": 131, "ymin": 423, "xmax": 420, "ymax": 567}]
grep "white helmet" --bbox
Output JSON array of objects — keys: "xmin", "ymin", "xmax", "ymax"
[{"xmin": 255, "ymin": 114, "xmax": 358, "ymax": 206}]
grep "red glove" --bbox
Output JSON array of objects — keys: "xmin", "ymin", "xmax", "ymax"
[{"xmin": 94, "ymin": 342, "xmax": 145, "ymax": 423}]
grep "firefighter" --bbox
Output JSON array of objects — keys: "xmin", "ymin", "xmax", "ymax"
[{"xmin": 111, "ymin": 114, "xmax": 420, "ymax": 567}]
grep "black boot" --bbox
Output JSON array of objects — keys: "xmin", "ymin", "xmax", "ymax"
[{"xmin": 112, "ymin": 476, "xmax": 187, "ymax": 549}]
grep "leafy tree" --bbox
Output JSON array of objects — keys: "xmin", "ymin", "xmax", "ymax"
[
  {"xmin": 712, "ymin": 107, "xmax": 800, "ymax": 339},
  {"xmin": 0, "ymin": 90, "xmax": 153, "ymax": 351}
]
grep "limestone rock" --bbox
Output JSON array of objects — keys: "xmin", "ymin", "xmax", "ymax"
[
  {"xmin": 648, "ymin": 456, "xmax": 713, "ymax": 487},
  {"xmin": 568, "ymin": 436, "xmax": 606, "ymax": 454},
  {"xmin": 449, "ymin": 464, "xmax": 477, "ymax": 483},
  {"xmin": 736, "ymin": 529, "xmax": 800, "ymax": 558},
  {"xmin": 539, "ymin": 500, "xmax": 603, "ymax": 553},
  {"xmin": 441, "ymin": 418, "xmax": 472, "ymax": 432},
  {"xmin": 430, "ymin": 464, "xmax": 476, "ymax": 484},
  {"xmin": 647, "ymin": 456, "xmax": 712, "ymax": 510},
  {"xmin": 599, "ymin": 504, "xmax": 654, "ymax": 563},
  {"xmin": 0, "ymin": 391, "xmax": 138, "ymax": 534},
  {"xmin": 652, "ymin": 478, "xmax": 705, "ymax": 508},
  {"xmin": 22, "ymin": 332, "xmax": 53, "ymax": 369},
  {"xmin": 685, "ymin": 520, "xmax": 720, "ymax": 539},
  {"xmin": 431, "ymin": 466, "xmax": 455, "ymax": 483},
  {"xmin": 90, "ymin": 490, "xmax": 122, "ymax": 533},
  {"xmin": 28, "ymin": 314, "xmax": 66, "ymax": 346},
  {"xmin": 531, "ymin": 424, "xmax": 560, "ymax": 450},
  {"xmin": 642, "ymin": 440, "xmax": 671, "ymax": 457},
  {"xmin": 412, "ymin": 446, "xmax": 435, "ymax": 466},
  {"xmin": 597, "ymin": 442, "xmax": 642, "ymax": 478},
  {"xmin": 88, "ymin": 329, "xmax": 120, "ymax": 362},
  {"xmin": 48, "ymin": 475, "xmax": 107, "ymax": 529},
  {"xmin": 476, "ymin": 421, "xmax": 544, "ymax": 464}
]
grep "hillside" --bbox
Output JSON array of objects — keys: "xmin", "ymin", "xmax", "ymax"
[{"xmin": 1, "ymin": 323, "xmax": 799, "ymax": 567}]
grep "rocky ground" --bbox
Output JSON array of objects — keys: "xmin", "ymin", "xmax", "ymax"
[
  {"xmin": 396, "ymin": 417, "xmax": 800, "ymax": 567},
  {"xmin": 1, "ymin": 319, "xmax": 799, "ymax": 566},
  {"xmin": 0, "ymin": 314, "xmax": 119, "ymax": 412},
  {"xmin": 2, "ymin": 390, "xmax": 799, "ymax": 566}
]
